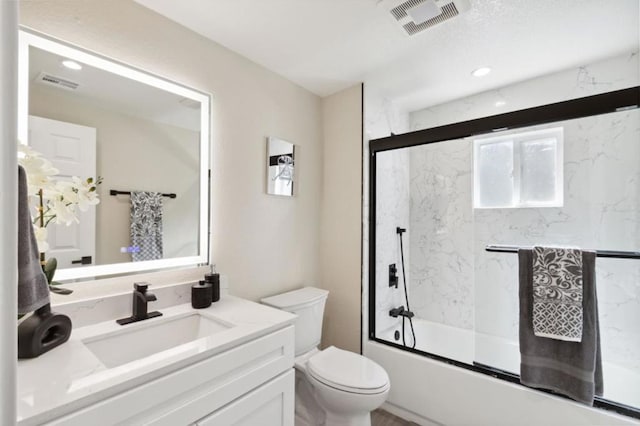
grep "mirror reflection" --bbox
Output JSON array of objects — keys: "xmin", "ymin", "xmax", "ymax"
[{"xmin": 26, "ymin": 44, "xmax": 204, "ymax": 273}]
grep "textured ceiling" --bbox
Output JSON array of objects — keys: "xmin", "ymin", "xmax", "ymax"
[{"xmin": 135, "ymin": 0, "xmax": 639, "ymax": 111}]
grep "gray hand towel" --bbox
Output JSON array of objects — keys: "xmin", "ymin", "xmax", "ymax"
[
  {"xmin": 519, "ymin": 248, "xmax": 602, "ymax": 405},
  {"xmin": 17, "ymin": 165, "xmax": 50, "ymax": 314},
  {"xmin": 532, "ymin": 246, "xmax": 583, "ymax": 342}
]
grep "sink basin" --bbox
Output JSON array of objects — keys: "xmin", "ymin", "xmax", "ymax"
[{"xmin": 83, "ymin": 313, "xmax": 232, "ymax": 368}]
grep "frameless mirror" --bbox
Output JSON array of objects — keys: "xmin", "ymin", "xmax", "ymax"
[
  {"xmin": 266, "ymin": 136, "xmax": 295, "ymax": 197},
  {"xmin": 18, "ymin": 30, "xmax": 210, "ymax": 281}
]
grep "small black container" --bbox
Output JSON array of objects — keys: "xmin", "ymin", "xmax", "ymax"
[
  {"xmin": 191, "ymin": 280, "xmax": 213, "ymax": 309},
  {"xmin": 18, "ymin": 304, "xmax": 72, "ymax": 359},
  {"xmin": 205, "ymin": 270, "xmax": 220, "ymax": 302}
]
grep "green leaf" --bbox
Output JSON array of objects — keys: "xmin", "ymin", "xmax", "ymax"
[
  {"xmin": 43, "ymin": 257, "xmax": 57, "ymax": 284},
  {"xmin": 49, "ymin": 285, "xmax": 73, "ymax": 295}
]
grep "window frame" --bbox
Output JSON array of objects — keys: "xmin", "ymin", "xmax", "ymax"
[{"xmin": 473, "ymin": 127, "xmax": 564, "ymax": 209}]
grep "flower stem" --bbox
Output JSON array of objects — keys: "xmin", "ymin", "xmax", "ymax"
[{"xmin": 38, "ymin": 189, "xmax": 45, "ymax": 266}]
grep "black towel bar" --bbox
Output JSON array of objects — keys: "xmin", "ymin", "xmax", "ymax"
[
  {"xmin": 485, "ymin": 244, "xmax": 640, "ymax": 259},
  {"xmin": 110, "ymin": 190, "xmax": 177, "ymax": 199}
]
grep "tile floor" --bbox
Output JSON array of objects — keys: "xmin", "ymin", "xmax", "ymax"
[{"xmin": 371, "ymin": 409, "xmax": 420, "ymax": 426}]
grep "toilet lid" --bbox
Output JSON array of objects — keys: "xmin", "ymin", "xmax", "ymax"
[{"xmin": 307, "ymin": 346, "xmax": 389, "ymax": 394}]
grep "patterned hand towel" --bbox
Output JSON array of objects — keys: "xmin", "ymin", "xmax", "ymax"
[
  {"xmin": 130, "ymin": 191, "xmax": 163, "ymax": 262},
  {"xmin": 519, "ymin": 249, "xmax": 602, "ymax": 405},
  {"xmin": 532, "ymin": 246, "xmax": 583, "ymax": 342}
]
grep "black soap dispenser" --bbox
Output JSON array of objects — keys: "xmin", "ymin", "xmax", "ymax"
[
  {"xmin": 191, "ymin": 280, "xmax": 213, "ymax": 309},
  {"xmin": 204, "ymin": 265, "xmax": 220, "ymax": 302}
]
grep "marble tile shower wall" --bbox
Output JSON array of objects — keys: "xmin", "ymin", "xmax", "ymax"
[
  {"xmin": 404, "ymin": 52, "xmax": 640, "ymax": 372},
  {"xmin": 407, "ymin": 111, "xmax": 640, "ymax": 373},
  {"xmin": 365, "ymin": 53, "xmax": 638, "ymax": 358},
  {"xmin": 375, "ymin": 149, "xmax": 411, "ymax": 336},
  {"xmin": 473, "ymin": 110, "xmax": 640, "ymax": 373},
  {"xmin": 409, "ymin": 139, "xmax": 473, "ymax": 330},
  {"xmin": 365, "ymin": 85, "xmax": 411, "ymax": 339}
]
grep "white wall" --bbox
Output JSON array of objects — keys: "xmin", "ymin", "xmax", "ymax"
[
  {"xmin": 0, "ymin": 3, "xmax": 18, "ymax": 424},
  {"xmin": 319, "ymin": 84, "xmax": 362, "ymax": 353},
  {"xmin": 20, "ymin": 0, "xmax": 323, "ymax": 302}
]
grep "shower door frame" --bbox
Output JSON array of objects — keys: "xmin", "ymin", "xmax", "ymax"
[{"xmin": 368, "ymin": 86, "xmax": 640, "ymax": 419}]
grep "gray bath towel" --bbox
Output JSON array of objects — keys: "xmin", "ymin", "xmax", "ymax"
[
  {"xmin": 130, "ymin": 191, "xmax": 163, "ymax": 262},
  {"xmin": 519, "ymin": 249, "xmax": 602, "ymax": 405},
  {"xmin": 17, "ymin": 166, "xmax": 50, "ymax": 314}
]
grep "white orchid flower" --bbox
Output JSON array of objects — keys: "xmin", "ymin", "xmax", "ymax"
[
  {"xmin": 55, "ymin": 180, "xmax": 80, "ymax": 204},
  {"xmin": 33, "ymin": 226, "xmax": 50, "ymax": 253},
  {"xmin": 17, "ymin": 143, "xmax": 102, "ymax": 264},
  {"xmin": 51, "ymin": 198, "xmax": 79, "ymax": 226},
  {"xmin": 17, "ymin": 144, "xmax": 59, "ymax": 196},
  {"xmin": 76, "ymin": 179, "xmax": 100, "ymax": 211}
]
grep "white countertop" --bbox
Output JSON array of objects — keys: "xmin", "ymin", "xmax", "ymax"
[{"xmin": 17, "ymin": 296, "xmax": 296, "ymax": 425}]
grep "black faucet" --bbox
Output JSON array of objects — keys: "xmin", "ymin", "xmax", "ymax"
[
  {"xmin": 389, "ymin": 305, "xmax": 414, "ymax": 319},
  {"xmin": 116, "ymin": 282, "xmax": 163, "ymax": 325}
]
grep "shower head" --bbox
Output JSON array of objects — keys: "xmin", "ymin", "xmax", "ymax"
[{"xmin": 397, "ymin": 227, "xmax": 407, "ymax": 235}]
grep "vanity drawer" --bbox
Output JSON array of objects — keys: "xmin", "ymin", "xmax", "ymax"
[
  {"xmin": 196, "ymin": 369, "xmax": 294, "ymax": 426},
  {"xmin": 46, "ymin": 326, "xmax": 294, "ymax": 426}
]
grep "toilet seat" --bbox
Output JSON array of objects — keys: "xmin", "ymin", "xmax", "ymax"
[{"xmin": 306, "ymin": 346, "xmax": 389, "ymax": 395}]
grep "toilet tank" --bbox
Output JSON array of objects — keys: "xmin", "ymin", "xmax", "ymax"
[{"xmin": 261, "ymin": 287, "xmax": 329, "ymax": 356}]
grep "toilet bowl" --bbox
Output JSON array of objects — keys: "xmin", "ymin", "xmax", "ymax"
[
  {"xmin": 305, "ymin": 346, "xmax": 390, "ymax": 426},
  {"xmin": 261, "ymin": 287, "xmax": 390, "ymax": 426}
]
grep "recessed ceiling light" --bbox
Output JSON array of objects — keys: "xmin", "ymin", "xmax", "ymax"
[
  {"xmin": 471, "ymin": 67, "xmax": 491, "ymax": 77},
  {"xmin": 495, "ymin": 100, "xmax": 506, "ymax": 107},
  {"xmin": 62, "ymin": 60, "xmax": 82, "ymax": 70}
]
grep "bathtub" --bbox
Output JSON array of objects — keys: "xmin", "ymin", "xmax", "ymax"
[{"xmin": 371, "ymin": 318, "xmax": 640, "ymax": 425}]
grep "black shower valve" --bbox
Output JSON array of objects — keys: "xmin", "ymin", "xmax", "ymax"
[
  {"xmin": 389, "ymin": 306, "xmax": 415, "ymax": 319},
  {"xmin": 389, "ymin": 306, "xmax": 404, "ymax": 318},
  {"xmin": 389, "ymin": 263, "xmax": 398, "ymax": 288}
]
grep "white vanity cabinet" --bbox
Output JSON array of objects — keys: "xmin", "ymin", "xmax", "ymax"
[
  {"xmin": 42, "ymin": 325, "xmax": 295, "ymax": 426},
  {"xmin": 195, "ymin": 370, "xmax": 294, "ymax": 426}
]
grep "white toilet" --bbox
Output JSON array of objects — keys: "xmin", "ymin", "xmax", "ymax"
[{"xmin": 261, "ymin": 287, "xmax": 390, "ymax": 426}]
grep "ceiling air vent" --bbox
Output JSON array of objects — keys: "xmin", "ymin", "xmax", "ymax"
[
  {"xmin": 385, "ymin": 0, "xmax": 471, "ymax": 36},
  {"xmin": 35, "ymin": 72, "xmax": 80, "ymax": 91}
]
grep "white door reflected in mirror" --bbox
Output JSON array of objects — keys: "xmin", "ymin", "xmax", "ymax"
[
  {"xmin": 29, "ymin": 115, "xmax": 97, "ymax": 269},
  {"xmin": 267, "ymin": 137, "xmax": 295, "ymax": 197}
]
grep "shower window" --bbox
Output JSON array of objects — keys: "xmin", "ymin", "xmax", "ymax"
[
  {"xmin": 473, "ymin": 127, "xmax": 563, "ymax": 209},
  {"xmin": 369, "ymin": 88, "xmax": 640, "ymax": 419}
]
